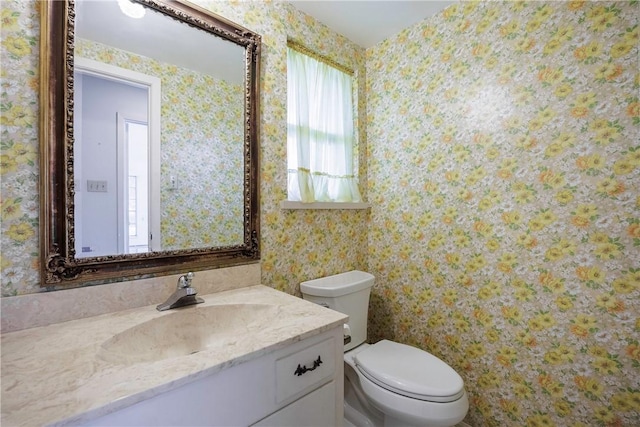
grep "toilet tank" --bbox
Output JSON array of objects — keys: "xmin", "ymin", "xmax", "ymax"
[{"xmin": 300, "ymin": 271, "xmax": 374, "ymax": 351}]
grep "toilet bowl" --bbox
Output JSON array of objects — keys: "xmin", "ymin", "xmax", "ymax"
[
  {"xmin": 301, "ymin": 271, "xmax": 468, "ymax": 427},
  {"xmin": 345, "ymin": 341, "xmax": 468, "ymax": 427}
]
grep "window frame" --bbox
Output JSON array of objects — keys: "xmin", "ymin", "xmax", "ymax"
[{"xmin": 284, "ymin": 41, "xmax": 368, "ymax": 209}]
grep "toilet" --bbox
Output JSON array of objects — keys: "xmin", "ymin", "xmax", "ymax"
[{"xmin": 300, "ymin": 271, "xmax": 469, "ymax": 427}]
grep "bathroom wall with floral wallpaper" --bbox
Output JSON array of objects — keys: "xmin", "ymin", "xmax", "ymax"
[
  {"xmin": 1, "ymin": 0, "xmax": 368, "ymax": 296},
  {"xmin": 366, "ymin": 1, "xmax": 639, "ymax": 426},
  {"xmin": 75, "ymin": 38, "xmax": 244, "ymax": 250},
  {"xmin": 3, "ymin": 0, "xmax": 639, "ymax": 425}
]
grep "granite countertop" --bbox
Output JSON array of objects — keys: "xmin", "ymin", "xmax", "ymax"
[{"xmin": 1, "ymin": 285, "xmax": 347, "ymax": 427}]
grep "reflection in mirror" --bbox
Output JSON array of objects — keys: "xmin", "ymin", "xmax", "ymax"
[
  {"xmin": 40, "ymin": 0, "xmax": 261, "ymax": 285},
  {"xmin": 73, "ymin": 58, "xmax": 160, "ymax": 257},
  {"xmin": 74, "ymin": 0, "xmax": 245, "ymax": 256}
]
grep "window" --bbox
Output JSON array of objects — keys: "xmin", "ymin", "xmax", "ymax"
[{"xmin": 286, "ymin": 44, "xmax": 362, "ymax": 203}]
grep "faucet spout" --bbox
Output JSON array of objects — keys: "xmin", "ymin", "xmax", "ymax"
[{"xmin": 157, "ymin": 272, "xmax": 204, "ymax": 311}]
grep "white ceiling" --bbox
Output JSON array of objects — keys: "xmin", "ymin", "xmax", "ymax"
[
  {"xmin": 75, "ymin": 0, "xmax": 455, "ymax": 82},
  {"xmin": 288, "ymin": 1, "xmax": 456, "ymax": 48}
]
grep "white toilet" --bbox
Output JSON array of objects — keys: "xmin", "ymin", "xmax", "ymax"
[{"xmin": 301, "ymin": 271, "xmax": 468, "ymax": 427}]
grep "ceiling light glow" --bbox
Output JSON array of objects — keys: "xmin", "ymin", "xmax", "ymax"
[{"xmin": 117, "ymin": 0, "xmax": 146, "ymax": 19}]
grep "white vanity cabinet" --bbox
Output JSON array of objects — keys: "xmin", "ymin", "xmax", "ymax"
[{"xmin": 82, "ymin": 326, "xmax": 344, "ymax": 427}]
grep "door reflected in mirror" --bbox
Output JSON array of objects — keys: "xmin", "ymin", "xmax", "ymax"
[
  {"xmin": 123, "ymin": 120, "xmax": 150, "ymax": 253},
  {"xmin": 73, "ymin": 64, "xmax": 157, "ymax": 258}
]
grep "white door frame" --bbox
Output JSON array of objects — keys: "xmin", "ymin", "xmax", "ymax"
[{"xmin": 75, "ymin": 57, "xmax": 162, "ymax": 252}]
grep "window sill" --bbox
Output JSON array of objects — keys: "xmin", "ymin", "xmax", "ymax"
[{"xmin": 280, "ymin": 201, "xmax": 371, "ymax": 210}]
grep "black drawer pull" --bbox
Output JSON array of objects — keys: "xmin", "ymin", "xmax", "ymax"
[{"xmin": 294, "ymin": 356, "xmax": 323, "ymax": 376}]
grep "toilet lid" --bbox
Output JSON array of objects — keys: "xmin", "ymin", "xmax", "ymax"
[{"xmin": 354, "ymin": 340, "xmax": 464, "ymax": 403}]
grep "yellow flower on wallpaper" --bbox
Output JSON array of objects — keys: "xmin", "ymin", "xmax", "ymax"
[
  {"xmin": 611, "ymin": 391, "xmax": 637, "ymax": 412},
  {"xmin": 500, "ymin": 305, "xmax": 522, "ymax": 325},
  {"xmin": 501, "ymin": 210, "xmax": 522, "ymax": 226},
  {"xmin": 543, "ymin": 37, "xmax": 563, "ymax": 55},
  {"xmin": 0, "ymin": 154, "xmax": 17, "ymax": 174},
  {"xmin": 553, "ymin": 399, "xmax": 572, "ymax": 417},
  {"xmin": 1, "ymin": 8, "xmax": 19, "ymax": 30},
  {"xmin": 6, "ymin": 222, "xmax": 34, "ymax": 242},
  {"xmin": 445, "ymin": 252, "xmax": 461, "ymax": 266},
  {"xmin": 574, "ymin": 40, "xmax": 603, "ymax": 61},
  {"xmin": 544, "ymin": 142, "xmax": 565, "ymax": 158},
  {"xmin": 10, "ymin": 143, "xmax": 36, "ymax": 165},
  {"xmin": 485, "ymin": 239, "xmax": 500, "ymax": 252},
  {"xmin": 595, "ymin": 293, "xmax": 625, "ymax": 313},
  {"xmin": 574, "ymin": 92, "xmax": 598, "ymax": 108},
  {"xmin": 596, "ymin": 176, "xmax": 625, "ymax": 196},
  {"xmin": 612, "ymin": 276, "xmax": 635, "ymax": 294},
  {"xmin": 0, "ymin": 104, "xmax": 33, "ymax": 127},
  {"xmin": 593, "ymin": 12, "xmax": 620, "ymax": 33},
  {"xmin": 594, "ymin": 406, "xmax": 618, "ymax": 424},
  {"xmin": 592, "ymin": 356, "xmax": 621, "ymax": 374},
  {"xmin": 594, "ymin": 241, "xmax": 621, "ymax": 259},
  {"xmin": 1, "ymin": 197, "xmax": 21, "ymax": 221},
  {"xmin": 427, "ymin": 312, "xmax": 445, "ymax": 328},
  {"xmin": 454, "ymin": 317, "xmax": 471, "ymax": 334},
  {"xmin": 594, "ymin": 61, "xmax": 623, "ymax": 81},
  {"xmin": 554, "ymin": 295, "xmax": 573, "ymax": 311},
  {"xmin": 528, "ymin": 315, "xmax": 553, "ymax": 332},
  {"xmin": 610, "ymin": 40, "xmax": 635, "ymax": 58},
  {"xmin": 555, "ymin": 190, "xmax": 574, "ymax": 205},
  {"xmin": 575, "ymin": 312, "xmax": 598, "ymax": 329},
  {"xmin": 513, "ymin": 382, "xmax": 534, "ymax": 400},
  {"xmin": 465, "ymin": 342, "xmax": 486, "ymax": 359},
  {"xmin": 497, "ymin": 346, "xmax": 518, "ymax": 366},
  {"xmin": 613, "ymin": 158, "xmax": 635, "ymax": 175},
  {"xmin": 515, "ymin": 330, "xmax": 537, "ymax": 347},
  {"xmin": 478, "ymin": 280, "xmax": 500, "ymax": 299},
  {"xmin": 2, "ymin": 35, "xmax": 31, "ymax": 58}
]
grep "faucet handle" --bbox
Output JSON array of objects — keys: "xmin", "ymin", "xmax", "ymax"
[{"xmin": 178, "ymin": 272, "xmax": 194, "ymax": 288}]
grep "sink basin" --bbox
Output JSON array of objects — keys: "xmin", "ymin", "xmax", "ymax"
[{"xmin": 98, "ymin": 304, "xmax": 279, "ymax": 365}]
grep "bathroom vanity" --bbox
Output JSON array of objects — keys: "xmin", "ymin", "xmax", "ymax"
[{"xmin": 0, "ymin": 286, "xmax": 347, "ymax": 426}]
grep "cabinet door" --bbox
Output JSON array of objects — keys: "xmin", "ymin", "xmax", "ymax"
[{"xmin": 252, "ymin": 381, "xmax": 336, "ymax": 427}]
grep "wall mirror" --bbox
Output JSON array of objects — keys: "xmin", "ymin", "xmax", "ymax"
[{"xmin": 40, "ymin": 0, "xmax": 261, "ymax": 286}]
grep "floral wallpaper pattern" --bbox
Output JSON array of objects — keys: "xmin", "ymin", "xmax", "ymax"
[
  {"xmin": 366, "ymin": 1, "xmax": 639, "ymax": 426},
  {"xmin": 75, "ymin": 39, "xmax": 244, "ymax": 250},
  {"xmin": 3, "ymin": 0, "xmax": 638, "ymax": 426},
  {"xmin": 1, "ymin": 1, "xmax": 40, "ymax": 296}
]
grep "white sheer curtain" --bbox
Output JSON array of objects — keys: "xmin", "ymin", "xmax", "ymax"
[{"xmin": 287, "ymin": 47, "xmax": 362, "ymax": 203}]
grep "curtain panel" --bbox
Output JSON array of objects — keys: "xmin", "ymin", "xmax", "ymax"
[{"xmin": 286, "ymin": 47, "xmax": 362, "ymax": 203}]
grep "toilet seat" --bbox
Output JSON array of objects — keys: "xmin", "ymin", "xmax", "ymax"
[{"xmin": 354, "ymin": 340, "xmax": 464, "ymax": 403}]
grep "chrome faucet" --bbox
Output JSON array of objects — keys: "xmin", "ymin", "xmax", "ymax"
[{"xmin": 156, "ymin": 272, "xmax": 204, "ymax": 311}]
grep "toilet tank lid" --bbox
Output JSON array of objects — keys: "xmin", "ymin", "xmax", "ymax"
[{"xmin": 300, "ymin": 271, "xmax": 374, "ymax": 297}]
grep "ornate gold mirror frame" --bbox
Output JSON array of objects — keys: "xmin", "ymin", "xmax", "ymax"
[{"xmin": 40, "ymin": 0, "xmax": 261, "ymax": 286}]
